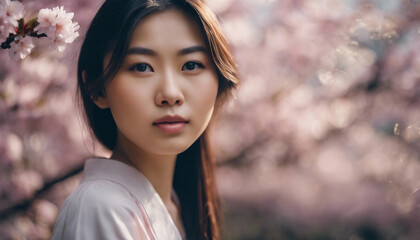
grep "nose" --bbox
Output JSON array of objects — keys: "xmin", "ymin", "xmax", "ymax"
[{"xmin": 155, "ymin": 72, "xmax": 185, "ymax": 106}]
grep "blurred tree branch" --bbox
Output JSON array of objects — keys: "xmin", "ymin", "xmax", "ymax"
[{"xmin": 0, "ymin": 164, "xmax": 83, "ymax": 221}]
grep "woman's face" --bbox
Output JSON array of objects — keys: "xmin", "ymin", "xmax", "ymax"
[{"xmin": 94, "ymin": 9, "xmax": 218, "ymax": 157}]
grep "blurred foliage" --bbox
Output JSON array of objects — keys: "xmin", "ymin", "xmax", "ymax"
[{"xmin": 1, "ymin": 0, "xmax": 420, "ymax": 239}]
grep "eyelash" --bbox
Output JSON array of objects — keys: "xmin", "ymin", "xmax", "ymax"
[
  {"xmin": 129, "ymin": 61, "xmax": 204, "ymax": 73},
  {"xmin": 182, "ymin": 61, "xmax": 205, "ymax": 71},
  {"xmin": 129, "ymin": 63, "xmax": 154, "ymax": 72}
]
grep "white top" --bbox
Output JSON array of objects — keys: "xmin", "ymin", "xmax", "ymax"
[{"xmin": 51, "ymin": 158, "xmax": 183, "ymax": 240}]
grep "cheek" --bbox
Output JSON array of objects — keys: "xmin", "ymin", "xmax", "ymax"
[
  {"xmin": 190, "ymin": 75, "xmax": 219, "ymax": 125},
  {"xmin": 202, "ymin": 83, "xmax": 218, "ymax": 112},
  {"xmin": 105, "ymin": 78, "xmax": 151, "ymax": 128}
]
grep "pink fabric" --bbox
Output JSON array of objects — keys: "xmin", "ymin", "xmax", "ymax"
[{"xmin": 130, "ymin": 192, "xmax": 157, "ymax": 240}]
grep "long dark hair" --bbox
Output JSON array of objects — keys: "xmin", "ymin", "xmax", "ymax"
[{"xmin": 77, "ymin": 0, "xmax": 239, "ymax": 239}]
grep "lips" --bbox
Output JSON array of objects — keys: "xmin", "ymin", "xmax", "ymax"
[
  {"xmin": 153, "ymin": 115, "xmax": 189, "ymax": 134},
  {"xmin": 153, "ymin": 115, "xmax": 188, "ymax": 124}
]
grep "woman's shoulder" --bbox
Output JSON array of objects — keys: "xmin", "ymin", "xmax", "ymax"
[
  {"xmin": 64, "ymin": 158, "xmax": 151, "ymax": 211},
  {"xmin": 51, "ymin": 179, "xmax": 149, "ymax": 240},
  {"xmin": 66, "ymin": 179, "xmax": 136, "ymax": 211},
  {"xmin": 51, "ymin": 159, "xmax": 161, "ymax": 239}
]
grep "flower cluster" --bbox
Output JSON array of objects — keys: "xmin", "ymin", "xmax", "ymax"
[{"xmin": 0, "ymin": 0, "xmax": 79, "ymax": 60}]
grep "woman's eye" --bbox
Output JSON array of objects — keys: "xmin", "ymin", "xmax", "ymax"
[
  {"xmin": 182, "ymin": 61, "xmax": 204, "ymax": 71},
  {"xmin": 129, "ymin": 63, "xmax": 153, "ymax": 72}
]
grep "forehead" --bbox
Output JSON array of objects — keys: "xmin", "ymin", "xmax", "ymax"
[{"xmin": 129, "ymin": 9, "xmax": 206, "ymax": 50}]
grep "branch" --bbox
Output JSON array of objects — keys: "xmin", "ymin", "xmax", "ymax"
[{"xmin": 0, "ymin": 164, "xmax": 84, "ymax": 220}]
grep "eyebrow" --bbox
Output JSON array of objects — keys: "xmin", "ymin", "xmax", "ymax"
[
  {"xmin": 126, "ymin": 46, "xmax": 208, "ymax": 56},
  {"xmin": 178, "ymin": 46, "xmax": 207, "ymax": 55}
]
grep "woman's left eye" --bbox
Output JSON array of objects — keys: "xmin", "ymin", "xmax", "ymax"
[{"xmin": 182, "ymin": 61, "xmax": 204, "ymax": 71}]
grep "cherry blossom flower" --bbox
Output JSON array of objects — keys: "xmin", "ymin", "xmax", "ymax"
[
  {"xmin": 0, "ymin": 3, "xmax": 79, "ymax": 58},
  {"xmin": 33, "ymin": 200, "xmax": 59, "ymax": 225},
  {"xmin": 0, "ymin": 16, "xmax": 13, "ymax": 44},
  {"xmin": 0, "ymin": 132, "xmax": 23, "ymax": 166},
  {"xmin": 0, "ymin": 0, "xmax": 24, "ymax": 43},
  {"xmin": 9, "ymin": 36, "xmax": 35, "ymax": 60},
  {"xmin": 34, "ymin": 6, "xmax": 79, "ymax": 52},
  {"xmin": 10, "ymin": 170, "xmax": 43, "ymax": 201},
  {"xmin": 1, "ymin": 0, "xmax": 24, "ymax": 24}
]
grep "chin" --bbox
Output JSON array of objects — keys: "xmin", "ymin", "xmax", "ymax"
[{"xmin": 154, "ymin": 141, "xmax": 195, "ymax": 156}]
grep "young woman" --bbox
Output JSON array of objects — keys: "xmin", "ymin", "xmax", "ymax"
[{"xmin": 51, "ymin": 0, "xmax": 239, "ymax": 239}]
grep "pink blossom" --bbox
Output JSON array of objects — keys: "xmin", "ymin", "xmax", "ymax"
[
  {"xmin": 0, "ymin": 0, "xmax": 24, "ymax": 43},
  {"xmin": 34, "ymin": 6, "xmax": 79, "ymax": 52},
  {"xmin": 0, "ymin": 132, "xmax": 23, "ymax": 166},
  {"xmin": 8, "ymin": 36, "xmax": 34, "ymax": 60},
  {"xmin": 1, "ymin": 0, "xmax": 24, "ymax": 24},
  {"xmin": 33, "ymin": 200, "xmax": 59, "ymax": 225},
  {"xmin": 0, "ymin": 15, "xmax": 14, "ymax": 44},
  {"xmin": 34, "ymin": 7, "xmax": 60, "ymax": 37},
  {"xmin": 11, "ymin": 170, "xmax": 43, "ymax": 201}
]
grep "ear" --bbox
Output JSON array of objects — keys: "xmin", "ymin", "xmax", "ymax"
[{"xmin": 82, "ymin": 71, "xmax": 110, "ymax": 109}]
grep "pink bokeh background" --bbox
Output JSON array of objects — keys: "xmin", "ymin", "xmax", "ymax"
[{"xmin": 1, "ymin": 0, "xmax": 420, "ymax": 239}]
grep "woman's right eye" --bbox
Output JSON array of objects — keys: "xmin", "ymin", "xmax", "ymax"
[{"xmin": 129, "ymin": 63, "xmax": 154, "ymax": 72}]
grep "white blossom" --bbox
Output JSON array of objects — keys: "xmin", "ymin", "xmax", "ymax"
[
  {"xmin": 34, "ymin": 7, "xmax": 59, "ymax": 37},
  {"xmin": 9, "ymin": 36, "xmax": 35, "ymax": 60},
  {"xmin": 0, "ymin": 13, "xmax": 14, "ymax": 43},
  {"xmin": 1, "ymin": 0, "xmax": 24, "ymax": 24},
  {"xmin": 0, "ymin": 0, "xmax": 24, "ymax": 43},
  {"xmin": 34, "ymin": 6, "xmax": 79, "ymax": 52}
]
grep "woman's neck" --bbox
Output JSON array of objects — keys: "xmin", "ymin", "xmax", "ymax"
[
  {"xmin": 111, "ymin": 143, "xmax": 186, "ymax": 238},
  {"xmin": 110, "ymin": 143, "xmax": 177, "ymax": 206}
]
